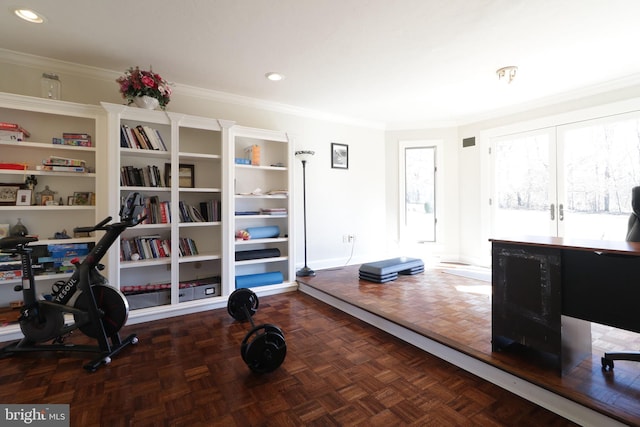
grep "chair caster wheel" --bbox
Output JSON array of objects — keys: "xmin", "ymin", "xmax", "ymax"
[{"xmin": 601, "ymin": 357, "xmax": 614, "ymax": 371}]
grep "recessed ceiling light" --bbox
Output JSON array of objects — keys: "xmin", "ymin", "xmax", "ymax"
[
  {"xmin": 265, "ymin": 72, "xmax": 285, "ymax": 82},
  {"xmin": 13, "ymin": 8, "xmax": 45, "ymax": 23}
]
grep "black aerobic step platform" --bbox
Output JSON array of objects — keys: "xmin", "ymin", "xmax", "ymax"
[{"xmin": 358, "ymin": 257, "xmax": 424, "ymax": 283}]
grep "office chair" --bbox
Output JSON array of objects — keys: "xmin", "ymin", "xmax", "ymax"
[{"xmin": 601, "ymin": 186, "xmax": 640, "ymax": 371}]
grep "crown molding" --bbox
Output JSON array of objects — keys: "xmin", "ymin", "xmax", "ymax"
[{"xmin": 0, "ymin": 48, "xmax": 386, "ymax": 130}]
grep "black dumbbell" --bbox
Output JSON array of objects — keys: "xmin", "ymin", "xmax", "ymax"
[{"xmin": 227, "ymin": 288, "xmax": 287, "ymax": 373}]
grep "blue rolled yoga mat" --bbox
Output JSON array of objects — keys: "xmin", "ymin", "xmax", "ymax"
[
  {"xmin": 235, "ymin": 271, "xmax": 284, "ymax": 288},
  {"xmin": 246, "ymin": 225, "xmax": 280, "ymax": 239}
]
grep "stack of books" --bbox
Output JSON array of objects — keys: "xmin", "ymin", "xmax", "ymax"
[
  {"xmin": 52, "ymin": 132, "xmax": 92, "ymax": 147},
  {"xmin": 120, "ymin": 124, "xmax": 167, "ymax": 150},
  {"xmin": 0, "ymin": 121, "xmax": 30, "ymax": 142},
  {"xmin": 38, "ymin": 156, "xmax": 87, "ymax": 173},
  {"xmin": 260, "ymin": 208, "xmax": 287, "ymax": 216},
  {"xmin": 0, "ymin": 253, "xmax": 21, "ymax": 281}
]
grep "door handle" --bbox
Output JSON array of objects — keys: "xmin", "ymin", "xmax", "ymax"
[
  {"xmin": 550, "ymin": 203, "xmax": 555, "ymax": 220},
  {"xmin": 559, "ymin": 203, "xmax": 564, "ymax": 221}
]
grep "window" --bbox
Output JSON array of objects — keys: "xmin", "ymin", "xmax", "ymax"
[{"xmin": 399, "ymin": 141, "xmax": 438, "ymax": 243}]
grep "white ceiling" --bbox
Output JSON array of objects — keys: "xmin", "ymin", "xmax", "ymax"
[{"xmin": 2, "ymin": 0, "xmax": 640, "ymax": 128}]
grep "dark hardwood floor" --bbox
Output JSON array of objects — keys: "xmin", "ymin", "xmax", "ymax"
[
  {"xmin": 298, "ymin": 264, "xmax": 640, "ymax": 427},
  {"xmin": 0, "ymin": 285, "xmax": 579, "ymax": 426}
]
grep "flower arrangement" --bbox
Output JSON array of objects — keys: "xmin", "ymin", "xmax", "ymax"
[{"xmin": 116, "ymin": 66, "xmax": 172, "ymax": 109}]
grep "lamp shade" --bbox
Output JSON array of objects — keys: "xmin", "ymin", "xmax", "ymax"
[{"xmin": 295, "ymin": 150, "xmax": 315, "ymax": 162}]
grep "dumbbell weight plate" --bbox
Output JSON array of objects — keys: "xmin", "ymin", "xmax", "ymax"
[
  {"xmin": 227, "ymin": 288, "xmax": 259, "ymax": 321},
  {"xmin": 241, "ymin": 324, "xmax": 287, "ymax": 373},
  {"xmin": 240, "ymin": 324, "xmax": 285, "ymax": 365}
]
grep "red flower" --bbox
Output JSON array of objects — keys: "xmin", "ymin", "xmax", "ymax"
[
  {"xmin": 116, "ymin": 66, "xmax": 172, "ymax": 110},
  {"xmin": 141, "ymin": 75, "xmax": 155, "ymax": 88}
]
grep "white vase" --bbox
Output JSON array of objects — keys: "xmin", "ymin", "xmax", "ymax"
[{"xmin": 133, "ymin": 95, "xmax": 160, "ymax": 110}]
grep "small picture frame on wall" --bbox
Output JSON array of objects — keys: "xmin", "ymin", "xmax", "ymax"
[
  {"xmin": 16, "ymin": 189, "xmax": 31, "ymax": 206},
  {"xmin": 331, "ymin": 143, "xmax": 349, "ymax": 169}
]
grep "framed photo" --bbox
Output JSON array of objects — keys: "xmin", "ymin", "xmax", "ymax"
[
  {"xmin": 41, "ymin": 195, "xmax": 54, "ymax": 205},
  {"xmin": 331, "ymin": 143, "xmax": 349, "ymax": 169},
  {"xmin": 67, "ymin": 196, "xmax": 75, "ymax": 206},
  {"xmin": 73, "ymin": 192, "xmax": 91, "ymax": 206},
  {"xmin": 16, "ymin": 189, "xmax": 31, "ymax": 206},
  {"xmin": 165, "ymin": 163, "xmax": 195, "ymax": 188},
  {"xmin": 0, "ymin": 183, "xmax": 23, "ymax": 206}
]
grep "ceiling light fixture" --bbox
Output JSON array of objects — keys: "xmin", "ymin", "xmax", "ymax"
[
  {"xmin": 496, "ymin": 66, "xmax": 518, "ymax": 84},
  {"xmin": 265, "ymin": 72, "xmax": 284, "ymax": 82},
  {"xmin": 13, "ymin": 8, "xmax": 45, "ymax": 23}
]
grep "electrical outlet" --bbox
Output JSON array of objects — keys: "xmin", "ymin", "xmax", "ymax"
[{"xmin": 343, "ymin": 234, "xmax": 356, "ymax": 243}]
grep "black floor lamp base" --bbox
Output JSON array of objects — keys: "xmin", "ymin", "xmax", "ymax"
[{"xmin": 296, "ymin": 266, "xmax": 316, "ymax": 277}]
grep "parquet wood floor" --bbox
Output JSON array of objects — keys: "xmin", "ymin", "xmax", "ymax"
[
  {"xmin": 0, "ymin": 287, "xmax": 578, "ymax": 426},
  {"xmin": 298, "ymin": 264, "xmax": 640, "ymax": 427}
]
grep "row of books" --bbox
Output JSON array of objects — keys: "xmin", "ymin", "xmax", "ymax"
[
  {"xmin": 121, "ymin": 165, "xmax": 166, "ymax": 187},
  {"xmin": 137, "ymin": 196, "xmax": 221, "ymax": 224},
  {"xmin": 200, "ymin": 200, "xmax": 222, "ymax": 222},
  {"xmin": 121, "ymin": 235, "xmax": 171, "ymax": 261},
  {"xmin": 178, "ymin": 201, "xmax": 205, "ymax": 223},
  {"xmin": 120, "ymin": 124, "xmax": 167, "ymax": 151},
  {"xmin": 178, "ymin": 237, "xmax": 199, "ymax": 257},
  {"xmin": 120, "ymin": 236, "xmax": 200, "ymax": 261},
  {"xmin": 141, "ymin": 196, "xmax": 171, "ymax": 225}
]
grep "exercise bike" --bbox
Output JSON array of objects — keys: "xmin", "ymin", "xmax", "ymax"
[{"xmin": 0, "ymin": 192, "xmax": 145, "ymax": 372}]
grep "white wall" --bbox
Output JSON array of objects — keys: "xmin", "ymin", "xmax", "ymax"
[
  {"xmin": 0, "ymin": 52, "xmax": 387, "ymax": 273},
  {"xmin": 384, "ymin": 127, "xmax": 460, "ymax": 263},
  {"xmin": 5, "ymin": 51, "xmax": 640, "ymax": 270}
]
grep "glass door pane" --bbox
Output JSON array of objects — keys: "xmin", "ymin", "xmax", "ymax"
[
  {"xmin": 403, "ymin": 146, "xmax": 436, "ymax": 242},
  {"xmin": 559, "ymin": 115, "xmax": 640, "ymax": 240},
  {"xmin": 492, "ymin": 130, "xmax": 556, "ymax": 237}
]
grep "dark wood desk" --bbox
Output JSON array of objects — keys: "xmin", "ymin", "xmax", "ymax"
[{"xmin": 491, "ymin": 236, "xmax": 640, "ymax": 374}]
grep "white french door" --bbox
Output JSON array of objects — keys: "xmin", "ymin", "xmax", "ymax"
[
  {"xmin": 491, "ymin": 128, "xmax": 557, "ymax": 237},
  {"xmin": 491, "ymin": 112, "xmax": 640, "ymax": 240}
]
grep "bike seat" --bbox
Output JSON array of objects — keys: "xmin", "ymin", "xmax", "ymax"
[{"xmin": 0, "ymin": 235, "xmax": 38, "ymax": 250}]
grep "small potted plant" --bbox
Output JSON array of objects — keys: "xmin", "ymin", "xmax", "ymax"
[{"xmin": 116, "ymin": 66, "xmax": 172, "ymax": 110}]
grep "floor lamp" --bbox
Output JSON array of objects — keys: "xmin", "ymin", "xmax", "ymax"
[{"xmin": 295, "ymin": 150, "xmax": 315, "ymax": 277}]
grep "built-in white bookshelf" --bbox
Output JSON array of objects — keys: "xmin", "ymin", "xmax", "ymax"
[{"xmin": 0, "ymin": 92, "xmax": 105, "ymax": 340}]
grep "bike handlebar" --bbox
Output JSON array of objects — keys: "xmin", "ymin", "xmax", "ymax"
[{"xmin": 74, "ymin": 216, "xmax": 113, "ymax": 233}]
